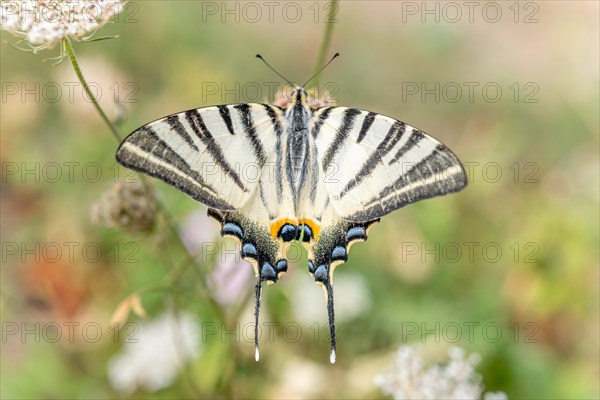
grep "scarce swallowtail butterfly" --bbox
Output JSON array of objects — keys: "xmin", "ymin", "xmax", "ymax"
[{"xmin": 115, "ymin": 54, "xmax": 468, "ymax": 364}]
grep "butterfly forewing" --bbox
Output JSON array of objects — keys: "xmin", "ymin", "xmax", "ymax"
[
  {"xmin": 310, "ymin": 107, "xmax": 468, "ymax": 222},
  {"xmin": 116, "ymin": 104, "xmax": 285, "ymax": 211}
]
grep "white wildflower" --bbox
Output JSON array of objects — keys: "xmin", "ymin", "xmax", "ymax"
[
  {"xmin": 483, "ymin": 392, "xmax": 509, "ymax": 400},
  {"xmin": 376, "ymin": 346, "xmax": 508, "ymax": 400},
  {"xmin": 0, "ymin": 0, "xmax": 124, "ymax": 49},
  {"xmin": 107, "ymin": 312, "xmax": 201, "ymax": 394}
]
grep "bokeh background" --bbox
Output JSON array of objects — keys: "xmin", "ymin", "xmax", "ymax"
[{"xmin": 1, "ymin": 1, "xmax": 598, "ymax": 399}]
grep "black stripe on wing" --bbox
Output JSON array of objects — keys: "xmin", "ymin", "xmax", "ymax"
[
  {"xmin": 234, "ymin": 104, "xmax": 267, "ymax": 165},
  {"xmin": 185, "ymin": 110, "xmax": 249, "ymax": 193},
  {"xmin": 346, "ymin": 144, "xmax": 467, "ymax": 221},
  {"xmin": 356, "ymin": 112, "xmax": 376, "ymax": 143},
  {"xmin": 166, "ymin": 115, "xmax": 198, "ymax": 152},
  {"xmin": 218, "ymin": 105, "xmax": 236, "ymax": 136},
  {"xmin": 116, "ymin": 126, "xmax": 235, "ymax": 210},
  {"xmin": 321, "ymin": 108, "xmax": 361, "ymax": 172},
  {"xmin": 263, "ymin": 104, "xmax": 285, "ymax": 204},
  {"xmin": 338, "ymin": 120, "xmax": 406, "ymax": 199},
  {"xmin": 311, "ymin": 107, "xmax": 333, "ymax": 138},
  {"xmin": 387, "ymin": 128, "xmax": 425, "ymax": 165}
]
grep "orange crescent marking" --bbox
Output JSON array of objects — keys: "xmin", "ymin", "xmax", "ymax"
[
  {"xmin": 270, "ymin": 218, "xmax": 298, "ymax": 239},
  {"xmin": 298, "ymin": 218, "xmax": 320, "ymax": 240}
]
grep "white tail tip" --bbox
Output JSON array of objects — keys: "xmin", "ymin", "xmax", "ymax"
[
  {"xmin": 330, "ymin": 349, "xmax": 336, "ymax": 364},
  {"xmin": 255, "ymin": 347, "xmax": 260, "ymax": 362}
]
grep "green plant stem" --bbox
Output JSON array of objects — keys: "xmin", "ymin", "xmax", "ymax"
[
  {"xmin": 62, "ymin": 38, "xmax": 215, "ymax": 302},
  {"xmin": 63, "ymin": 38, "xmax": 122, "ymax": 142},
  {"xmin": 310, "ymin": 0, "xmax": 338, "ymax": 84}
]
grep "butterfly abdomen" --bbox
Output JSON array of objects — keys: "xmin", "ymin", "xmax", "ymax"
[{"xmin": 285, "ymin": 89, "xmax": 313, "ymax": 204}]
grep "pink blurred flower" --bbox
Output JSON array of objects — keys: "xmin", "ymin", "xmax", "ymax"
[
  {"xmin": 207, "ymin": 250, "xmax": 254, "ymax": 306},
  {"xmin": 179, "ymin": 209, "xmax": 253, "ymax": 306}
]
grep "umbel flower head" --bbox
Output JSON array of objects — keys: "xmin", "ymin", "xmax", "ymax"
[
  {"xmin": 376, "ymin": 346, "xmax": 508, "ymax": 400},
  {"xmin": 0, "ymin": 0, "xmax": 124, "ymax": 50}
]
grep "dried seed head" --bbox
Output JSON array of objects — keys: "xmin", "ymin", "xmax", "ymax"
[{"xmin": 91, "ymin": 181, "xmax": 156, "ymax": 234}]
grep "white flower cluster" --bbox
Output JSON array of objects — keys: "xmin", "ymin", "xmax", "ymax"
[
  {"xmin": 0, "ymin": 0, "xmax": 124, "ymax": 48},
  {"xmin": 107, "ymin": 312, "xmax": 202, "ymax": 394},
  {"xmin": 376, "ymin": 346, "xmax": 508, "ymax": 400}
]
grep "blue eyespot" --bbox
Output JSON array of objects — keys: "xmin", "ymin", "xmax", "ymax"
[
  {"xmin": 331, "ymin": 246, "xmax": 347, "ymax": 261},
  {"xmin": 276, "ymin": 259, "xmax": 288, "ymax": 273},
  {"xmin": 242, "ymin": 243, "xmax": 257, "ymax": 258},
  {"xmin": 346, "ymin": 226, "xmax": 366, "ymax": 242},
  {"xmin": 299, "ymin": 225, "xmax": 313, "ymax": 242},
  {"xmin": 260, "ymin": 262, "xmax": 277, "ymax": 281},
  {"xmin": 222, "ymin": 222, "xmax": 243, "ymax": 238},
  {"xmin": 313, "ymin": 265, "xmax": 328, "ymax": 283},
  {"xmin": 278, "ymin": 224, "xmax": 297, "ymax": 242},
  {"xmin": 308, "ymin": 260, "xmax": 316, "ymax": 273}
]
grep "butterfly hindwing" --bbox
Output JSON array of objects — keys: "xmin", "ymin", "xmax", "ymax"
[
  {"xmin": 306, "ymin": 219, "xmax": 378, "ymax": 281},
  {"xmin": 301, "ymin": 201, "xmax": 379, "ymax": 364},
  {"xmin": 311, "ymin": 107, "xmax": 468, "ymax": 222},
  {"xmin": 116, "ymin": 103, "xmax": 286, "ymax": 211},
  {"xmin": 207, "ymin": 187, "xmax": 291, "ymax": 362},
  {"xmin": 207, "ymin": 208, "xmax": 288, "ymax": 282}
]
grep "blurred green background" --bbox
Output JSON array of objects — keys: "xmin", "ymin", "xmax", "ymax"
[{"xmin": 1, "ymin": 1, "xmax": 598, "ymax": 399}]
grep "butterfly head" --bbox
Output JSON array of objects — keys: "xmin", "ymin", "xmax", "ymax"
[
  {"xmin": 274, "ymin": 86, "xmax": 336, "ymax": 110},
  {"xmin": 256, "ymin": 53, "xmax": 339, "ymax": 110}
]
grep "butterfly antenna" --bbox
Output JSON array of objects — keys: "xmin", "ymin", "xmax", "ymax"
[
  {"xmin": 256, "ymin": 54, "xmax": 295, "ymax": 87},
  {"xmin": 254, "ymin": 277, "xmax": 263, "ymax": 362},
  {"xmin": 325, "ymin": 278, "xmax": 337, "ymax": 364},
  {"xmin": 302, "ymin": 52, "xmax": 340, "ymax": 88}
]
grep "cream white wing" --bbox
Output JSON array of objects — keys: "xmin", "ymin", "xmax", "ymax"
[
  {"xmin": 310, "ymin": 107, "xmax": 468, "ymax": 222},
  {"xmin": 116, "ymin": 103, "xmax": 285, "ymax": 211}
]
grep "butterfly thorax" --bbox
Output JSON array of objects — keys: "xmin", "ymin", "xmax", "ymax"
[{"xmin": 285, "ymin": 88, "xmax": 312, "ymax": 201}]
